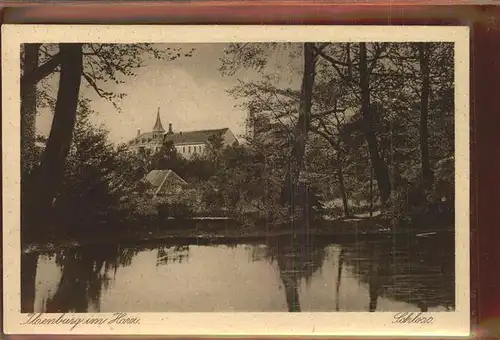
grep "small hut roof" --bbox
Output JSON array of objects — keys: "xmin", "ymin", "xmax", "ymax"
[{"xmin": 143, "ymin": 169, "xmax": 188, "ymax": 195}]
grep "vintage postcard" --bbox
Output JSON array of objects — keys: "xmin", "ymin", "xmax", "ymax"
[{"xmin": 2, "ymin": 25, "xmax": 470, "ymax": 336}]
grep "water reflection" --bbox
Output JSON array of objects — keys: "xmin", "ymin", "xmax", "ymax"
[
  {"xmin": 22, "ymin": 233, "xmax": 455, "ymax": 313},
  {"xmin": 21, "ymin": 253, "xmax": 38, "ymax": 313},
  {"xmin": 340, "ymin": 235, "xmax": 455, "ymax": 312},
  {"xmin": 156, "ymin": 245, "xmax": 190, "ymax": 265},
  {"xmin": 335, "ymin": 247, "xmax": 345, "ymax": 311},
  {"xmin": 44, "ymin": 245, "xmax": 139, "ymax": 312},
  {"xmin": 260, "ymin": 235, "xmax": 328, "ymax": 312}
]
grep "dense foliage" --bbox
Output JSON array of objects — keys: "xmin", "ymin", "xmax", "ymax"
[
  {"xmin": 21, "ymin": 42, "xmax": 455, "ymax": 241},
  {"xmin": 20, "ymin": 43, "xmax": 194, "ymax": 240},
  {"xmin": 219, "ymin": 42, "xmax": 455, "ymax": 226}
]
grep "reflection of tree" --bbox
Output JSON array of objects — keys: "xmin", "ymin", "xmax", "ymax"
[
  {"xmin": 263, "ymin": 235, "xmax": 328, "ymax": 312},
  {"xmin": 367, "ymin": 242, "xmax": 389, "ymax": 312},
  {"xmin": 34, "ymin": 242, "xmax": 193, "ymax": 312},
  {"xmin": 335, "ymin": 248, "xmax": 345, "ymax": 311},
  {"xmin": 341, "ymin": 234, "xmax": 455, "ymax": 311},
  {"xmin": 21, "ymin": 252, "xmax": 39, "ymax": 313},
  {"xmin": 44, "ymin": 245, "xmax": 139, "ymax": 313},
  {"xmin": 156, "ymin": 245, "xmax": 190, "ymax": 265}
]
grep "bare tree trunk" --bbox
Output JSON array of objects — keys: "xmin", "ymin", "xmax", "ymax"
[
  {"xmin": 21, "ymin": 44, "xmax": 40, "ymax": 175},
  {"xmin": 359, "ymin": 43, "xmax": 391, "ymax": 206},
  {"xmin": 31, "ymin": 44, "xmax": 83, "ymax": 229},
  {"xmin": 21, "ymin": 44, "xmax": 40, "ymax": 240},
  {"xmin": 337, "ymin": 165, "xmax": 350, "ymax": 217},
  {"xmin": 418, "ymin": 43, "xmax": 433, "ymax": 183},
  {"xmin": 281, "ymin": 43, "xmax": 317, "ymax": 221},
  {"xmin": 369, "ymin": 165, "xmax": 374, "ymax": 217}
]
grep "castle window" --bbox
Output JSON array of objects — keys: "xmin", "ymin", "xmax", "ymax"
[
  {"xmin": 183, "ymin": 146, "xmax": 185, "ymax": 153},
  {"xmin": 188, "ymin": 146, "xmax": 191, "ymax": 153}
]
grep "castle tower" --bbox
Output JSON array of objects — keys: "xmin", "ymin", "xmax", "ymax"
[
  {"xmin": 152, "ymin": 107, "xmax": 165, "ymax": 140},
  {"xmin": 245, "ymin": 106, "xmax": 256, "ymax": 140}
]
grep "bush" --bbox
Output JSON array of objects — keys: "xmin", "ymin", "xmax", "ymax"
[
  {"xmin": 155, "ymin": 189, "xmax": 198, "ymax": 220},
  {"xmin": 157, "ymin": 201, "xmax": 194, "ymax": 220},
  {"xmin": 385, "ymin": 156, "xmax": 455, "ymax": 229}
]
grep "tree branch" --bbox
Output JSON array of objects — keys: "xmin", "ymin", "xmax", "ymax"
[
  {"xmin": 252, "ymin": 83, "xmax": 300, "ymax": 100},
  {"xmin": 272, "ymin": 91, "xmax": 297, "ymax": 125},
  {"xmin": 21, "ymin": 52, "xmax": 62, "ymax": 89},
  {"xmin": 83, "ymin": 72, "xmax": 106, "ymax": 99},
  {"xmin": 368, "ymin": 43, "xmax": 387, "ymax": 74},
  {"xmin": 341, "ymin": 119, "xmax": 363, "ymax": 135},
  {"xmin": 314, "ymin": 42, "xmax": 330, "ymax": 54},
  {"xmin": 310, "ymin": 124, "xmax": 339, "ymax": 150},
  {"xmin": 313, "ymin": 47, "xmax": 352, "ymax": 67},
  {"xmin": 312, "ymin": 107, "xmax": 346, "ymax": 118},
  {"xmin": 252, "ymin": 90, "xmax": 295, "ymax": 140}
]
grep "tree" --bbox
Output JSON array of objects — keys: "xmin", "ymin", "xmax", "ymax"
[
  {"xmin": 20, "ymin": 44, "xmax": 40, "ymax": 175},
  {"xmin": 206, "ymin": 131, "xmax": 226, "ymax": 167},
  {"xmin": 222, "ymin": 43, "xmax": 324, "ymax": 222},
  {"xmin": 22, "ymin": 43, "xmax": 194, "ymax": 110},
  {"xmin": 27, "ymin": 44, "xmax": 83, "ymax": 231},
  {"xmin": 51, "ymin": 100, "xmax": 150, "ymax": 232},
  {"xmin": 150, "ymin": 141, "xmax": 186, "ymax": 173},
  {"xmin": 280, "ymin": 43, "xmax": 317, "ymax": 218},
  {"xmin": 376, "ymin": 42, "xmax": 454, "ymax": 221},
  {"xmin": 313, "ymin": 43, "xmax": 392, "ymax": 206},
  {"xmin": 221, "ymin": 42, "xmax": 454, "ymax": 224},
  {"xmin": 418, "ymin": 43, "xmax": 433, "ymax": 183},
  {"xmin": 358, "ymin": 43, "xmax": 392, "ymax": 206},
  {"xmin": 309, "ymin": 80, "xmax": 352, "ymax": 217},
  {"xmin": 21, "ymin": 43, "xmax": 193, "ymax": 233}
]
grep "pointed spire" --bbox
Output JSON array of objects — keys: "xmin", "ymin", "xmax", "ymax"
[{"xmin": 153, "ymin": 107, "xmax": 165, "ymax": 132}]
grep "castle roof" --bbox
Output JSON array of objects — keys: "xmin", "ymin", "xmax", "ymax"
[
  {"xmin": 131, "ymin": 128, "xmax": 231, "ymax": 146},
  {"xmin": 164, "ymin": 128, "xmax": 229, "ymax": 145},
  {"xmin": 131, "ymin": 132, "xmax": 159, "ymax": 144}
]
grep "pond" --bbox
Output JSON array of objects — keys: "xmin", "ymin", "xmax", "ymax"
[{"xmin": 21, "ymin": 233, "xmax": 455, "ymax": 313}]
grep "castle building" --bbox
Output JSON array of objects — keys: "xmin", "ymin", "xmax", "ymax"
[
  {"xmin": 128, "ymin": 108, "xmax": 239, "ymax": 159},
  {"xmin": 128, "ymin": 108, "xmax": 167, "ymax": 155},
  {"xmin": 245, "ymin": 107, "xmax": 256, "ymax": 141}
]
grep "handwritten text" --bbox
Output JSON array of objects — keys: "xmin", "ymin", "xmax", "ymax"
[{"xmin": 21, "ymin": 313, "xmax": 140, "ymax": 330}]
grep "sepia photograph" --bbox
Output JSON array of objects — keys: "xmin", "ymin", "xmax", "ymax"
[{"xmin": 3, "ymin": 25, "xmax": 470, "ymax": 336}]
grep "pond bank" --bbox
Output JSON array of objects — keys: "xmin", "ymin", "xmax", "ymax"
[{"xmin": 22, "ymin": 215, "xmax": 452, "ymax": 254}]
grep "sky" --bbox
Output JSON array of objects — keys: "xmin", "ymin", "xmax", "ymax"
[{"xmin": 35, "ymin": 43, "xmax": 302, "ymax": 145}]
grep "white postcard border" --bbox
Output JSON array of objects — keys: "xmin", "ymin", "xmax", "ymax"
[{"xmin": 2, "ymin": 25, "xmax": 470, "ymax": 336}]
